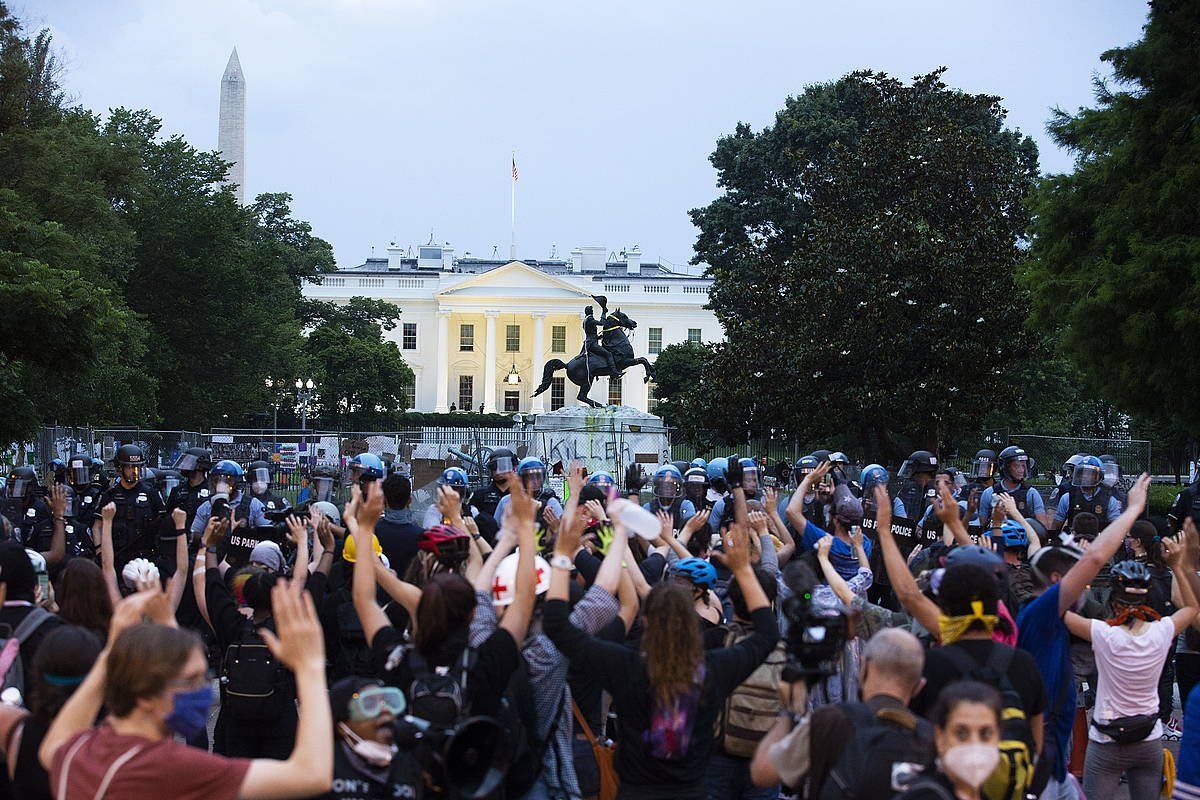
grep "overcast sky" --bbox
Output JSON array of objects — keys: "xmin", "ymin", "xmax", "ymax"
[{"xmin": 26, "ymin": 1, "xmax": 1148, "ymax": 271}]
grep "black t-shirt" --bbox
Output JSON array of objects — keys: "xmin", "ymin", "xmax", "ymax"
[
  {"xmin": 372, "ymin": 518, "xmax": 421, "ymax": 579},
  {"xmin": 910, "ymin": 639, "xmax": 1048, "ymax": 720},
  {"xmin": 543, "ymin": 599, "xmax": 779, "ymax": 800},
  {"xmin": 569, "ymin": 614, "xmax": 628, "ymax": 735},
  {"xmin": 315, "ymin": 738, "xmax": 421, "ymax": 800},
  {"xmin": 368, "ymin": 624, "xmax": 520, "ymax": 719}
]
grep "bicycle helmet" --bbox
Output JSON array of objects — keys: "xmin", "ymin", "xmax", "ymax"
[
  {"xmin": 419, "ymin": 524, "xmax": 472, "ymax": 566},
  {"xmin": 1110, "ymin": 560, "xmax": 1153, "ymax": 606},
  {"xmin": 668, "ymin": 557, "xmax": 717, "ymax": 591},
  {"xmin": 944, "ymin": 544, "xmax": 1005, "ymax": 582},
  {"xmin": 992, "ymin": 520, "xmax": 1028, "ymax": 550}
]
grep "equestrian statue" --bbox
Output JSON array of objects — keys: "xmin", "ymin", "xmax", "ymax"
[{"xmin": 532, "ymin": 295, "xmax": 655, "ymax": 409}]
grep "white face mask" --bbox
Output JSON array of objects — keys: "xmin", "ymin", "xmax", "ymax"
[
  {"xmin": 251, "ymin": 480, "xmax": 268, "ymax": 495},
  {"xmin": 941, "ymin": 742, "xmax": 999, "ymax": 788},
  {"xmin": 338, "ymin": 723, "xmax": 396, "ymax": 767},
  {"xmin": 214, "ymin": 479, "xmax": 233, "ymax": 496}
]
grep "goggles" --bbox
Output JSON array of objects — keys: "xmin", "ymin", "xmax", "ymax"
[{"xmin": 348, "ymin": 686, "xmax": 406, "ymax": 722}]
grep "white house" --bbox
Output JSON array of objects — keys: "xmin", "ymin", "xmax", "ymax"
[{"xmin": 301, "ymin": 243, "xmax": 720, "ymax": 414}]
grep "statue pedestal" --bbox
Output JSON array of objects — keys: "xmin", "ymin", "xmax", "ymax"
[{"xmin": 532, "ymin": 405, "xmax": 669, "ymax": 477}]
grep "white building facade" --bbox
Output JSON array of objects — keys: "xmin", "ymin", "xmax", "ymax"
[{"xmin": 301, "ymin": 244, "xmax": 719, "ymax": 414}]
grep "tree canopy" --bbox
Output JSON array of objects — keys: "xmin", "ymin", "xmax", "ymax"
[
  {"xmin": 688, "ymin": 69, "xmax": 1039, "ymax": 458},
  {"xmin": 1023, "ymin": 0, "xmax": 1200, "ymax": 435}
]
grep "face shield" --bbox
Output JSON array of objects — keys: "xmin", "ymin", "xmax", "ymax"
[
  {"xmin": 683, "ymin": 475, "xmax": 707, "ymax": 504},
  {"xmin": 1003, "ymin": 455, "xmax": 1029, "ymax": 482},
  {"xmin": 741, "ymin": 466, "xmax": 759, "ymax": 495},
  {"xmin": 521, "ymin": 468, "xmax": 545, "ymax": 496},
  {"xmin": 653, "ymin": 473, "xmax": 681, "ymax": 501},
  {"xmin": 249, "ymin": 467, "xmax": 271, "ymax": 495},
  {"xmin": 69, "ymin": 460, "xmax": 91, "ymax": 487},
  {"xmin": 119, "ymin": 464, "xmax": 142, "ymax": 484},
  {"xmin": 489, "ymin": 455, "xmax": 515, "ymax": 479},
  {"xmin": 312, "ymin": 476, "xmax": 336, "ymax": 502},
  {"xmin": 1072, "ymin": 464, "xmax": 1101, "ymax": 490},
  {"xmin": 1102, "ymin": 463, "xmax": 1120, "ymax": 488},
  {"xmin": 971, "ymin": 456, "xmax": 995, "ymax": 480},
  {"xmin": 162, "ymin": 474, "xmax": 182, "ymax": 498},
  {"xmin": 173, "ymin": 453, "xmax": 203, "ymax": 473},
  {"xmin": 346, "ymin": 464, "xmax": 364, "ymax": 486}
]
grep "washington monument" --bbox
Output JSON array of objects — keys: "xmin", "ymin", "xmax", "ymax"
[{"xmin": 217, "ymin": 48, "xmax": 245, "ymax": 204}]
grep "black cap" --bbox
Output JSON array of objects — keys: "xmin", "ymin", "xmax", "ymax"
[
  {"xmin": 329, "ymin": 676, "xmax": 380, "ymax": 723},
  {"xmin": 0, "ymin": 541, "xmax": 37, "ymax": 600}
]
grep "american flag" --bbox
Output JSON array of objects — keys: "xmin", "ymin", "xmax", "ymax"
[{"xmin": 512, "ymin": 156, "xmax": 518, "ymax": 182}]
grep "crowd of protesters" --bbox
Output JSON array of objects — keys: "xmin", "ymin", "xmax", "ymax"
[{"xmin": 1, "ymin": 442, "xmax": 1200, "ymax": 800}]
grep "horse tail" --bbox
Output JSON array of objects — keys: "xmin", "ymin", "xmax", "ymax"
[{"xmin": 533, "ymin": 359, "xmax": 566, "ymax": 397}]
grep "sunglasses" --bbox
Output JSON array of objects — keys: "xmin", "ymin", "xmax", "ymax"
[{"xmin": 348, "ymin": 686, "xmax": 406, "ymax": 721}]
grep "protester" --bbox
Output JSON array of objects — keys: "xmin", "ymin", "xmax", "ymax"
[{"xmin": 896, "ymin": 681, "xmax": 1006, "ymax": 800}]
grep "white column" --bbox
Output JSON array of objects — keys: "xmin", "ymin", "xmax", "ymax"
[
  {"xmin": 530, "ymin": 313, "xmax": 546, "ymax": 413},
  {"xmin": 483, "ymin": 311, "xmax": 499, "ymax": 413},
  {"xmin": 434, "ymin": 310, "xmax": 450, "ymax": 412}
]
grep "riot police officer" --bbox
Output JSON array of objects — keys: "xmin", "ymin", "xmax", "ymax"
[
  {"xmin": 1052, "ymin": 455, "xmax": 1121, "ymax": 533},
  {"xmin": 0, "ymin": 466, "xmax": 57, "ymax": 555},
  {"xmin": 96, "ymin": 444, "xmax": 165, "ymax": 574},
  {"xmin": 493, "ymin": 457, "xmax": 563, "ymax": 525},
  {"xmin": 976, "ymin": 446, "xmax": 1047, "ymax": 530},
  {"xmin": 1098, "ymin": 454, "xmax": 1128, "ymax": 509},
  {"xmin": 189, "ymin": 459, "xmax": 269, "ymax": 539},
  {"xmin": 682, "ymin": 466, "xmax": 709, "ymax": 510},
  {"xmin": 66, "ymin": 452, "xmax": 103, "ymax": 527},
  {"xmin": 1168, "ymin": 475, "xmax": 1200, "ymax": 534},
  {"xmin": 168, "ymin": 447, "xmax": 214, "ymax": 532},
  {"xmin": 1049, "ymin": 453, "xmax": 1087, "ymax": 506},
  {"xmin": 473, "ymin": 447, "xmax": 516, "ymax": 519},
  {"xmin": 644, "ymin": 464, "xmax": 696, "ymax": 532},
  {"xmin": 243, "ymin": 460, "xmax": 289, "ymax": 515},
  {"xmin": 895, "ymin": 450, "xmax": 939, "ymax": 523}
]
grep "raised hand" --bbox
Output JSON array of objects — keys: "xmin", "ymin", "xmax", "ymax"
[
  {"xmin": 816, "ymin": 533, "xmax": 833, "ymax": 560},
  {"xmin": 100, "ymin": 502, "xmax": 116, "ymax": 522},
  {"xmin": 657, "ymin": 510, "xmax": 672, "ymax": 541},
  {"xmin": 284, "ymin": 514, "xmax": 307, "ymax": 545},
  {"xmin": 1164, "ymin": 535, "xmax": 1185, "ymax": 568},
  {"xmin": 723, "ymin": 521, "xmax": 751, "ymax": 572},
  {"xmin": 203, "ymin": 514, "xmax": 227, "ymax": 547},
  {"xmin": 49, "ymin": 484, "xmax": 68, "ymax": 518},
  {"xmin": 1127, "ymin": 473, "xmax": 1151, "ymax": 514},
  {"xmin": 171, "ymin": 506, "xmax": 187, "ymax": 529},
  {"xmin": 507, "ymin": 473, "xmax": 537, "ymax": 526},
  {"xmin": 748, "ymin": 510, "xmax": 769, "ymax": 534},
  {"xmin": 356, "ymin": 480, "xmax": 384, "ymax": 529},
  {"xmin": 567, "ymin": 460, "xmax": 586, "ymax": 498}
]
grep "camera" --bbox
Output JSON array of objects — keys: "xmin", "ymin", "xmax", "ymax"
[{"xmin": 780, "ymin": 562, "xmax": 848, "ymax": 684}]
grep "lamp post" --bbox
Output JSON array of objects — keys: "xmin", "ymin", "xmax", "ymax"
[{"xmin": 295, "ymin": 378, "xmax": 315, "ymax": 431}]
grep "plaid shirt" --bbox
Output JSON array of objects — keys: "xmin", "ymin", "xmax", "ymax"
[{"xmin": 471, "ymin": 584, "xmax": 619, "ymax": 800}]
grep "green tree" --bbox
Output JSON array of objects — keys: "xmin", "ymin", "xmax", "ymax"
[
  {"xmin": 689, "ymin": 69, "xmax": 1039, "ymax": 459},
  {"xmin": 303, "ymin": 297, "xmax": 414, "ymax": 429},
  {"xmin": 1024, "ymin": 0, "xmax": 1200, "ymax": 435}
]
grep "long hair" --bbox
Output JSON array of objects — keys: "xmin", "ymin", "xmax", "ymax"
[
  {"xmin": 415, "ymin": 572, "xmax": 477, "ymax": 658},
  {"xmin": 55, "ymin": 558, "xmax": 113, "ymax": 640},
  {"xmin": 641, "ymin": 582, "xmax": 703, "ymax": 706}
]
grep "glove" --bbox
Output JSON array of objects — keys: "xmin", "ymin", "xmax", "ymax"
[
  {"xmin": 726, "ymin": 456, "xmax": 743, "ymax": 490},
  {"xmin": 624, "ymin": 463, "xmax": 646, "ymax": 494}
]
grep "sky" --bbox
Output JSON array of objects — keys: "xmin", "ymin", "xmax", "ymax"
[{"xmin": 24, "ymin": 0, "xmax": 1150, "ymax": 271}]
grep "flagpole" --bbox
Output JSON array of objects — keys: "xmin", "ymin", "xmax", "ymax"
[{"xmin": 510, "ymin": 151, "xmax": 516, "ymax": 260}]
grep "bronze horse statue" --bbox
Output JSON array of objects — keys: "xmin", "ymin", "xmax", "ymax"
[{"xmin": 533, "ymin": 308, "xmax": 655, "ymax": 409}]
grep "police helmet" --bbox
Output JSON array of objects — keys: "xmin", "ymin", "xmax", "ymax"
[
  {"xmin": 114, "ymin": 444, "xmax": 146, "ymax": 467},
  {"xmin": 860, "ymin": 464, "xmax": 889, "ymax": 491},
  {"xmin": 653, "ymin": 464, "xmax": 683, "ymax": 501},
  {"xmin": 586, "ymin": 471, "xmax": 615, "ymax": 490},
  {"xmin": 67, "ymin": 454, "xmax": 92, "ymax": 487},
  {"xmin": 738, "ymin": 457, "xmax": 760, "ymax": 493},
  {"xmin": 355, "ymin": 453, "xmax": 385, "ymax": 481},
  {"xmin": 898, "ymin": 450, "xmax": 938, "ymax": 479},
  {"xmin": 517, "ymin": 457, "xmax": 546, "ymax": 495},
  {"xmin": 971, "ymin": 449, "xmax": 998, "ymax": 480},
  {"xmin": 247, "ymin": 460, "xmax": 273, "ymax": 490},
  {"xmin": 309, "ymin": 464, "xmax": 339, "ymax": 502},
  {"xmin": 486, "ymin": 447, "xmax": 517, "ymax": 477},
  {"xmin": 1072, "ymin": 455, "xmax": 1102, "ymax": 489},
  {"xmin": 173, "ymin": 447, "xmax": 213, "ymax": 475},
  {"xmin": 997, "ymin": 446, "xmax": 1033, "ymax": 481},
  {"xmin": 5, "ymin": 466, "xmax": 36, "ymax": 499},
  {"xmin": 689, "ymin": 457, "xmax": 708, "ymax": 469},
  {"xmin": 794, "ymin": 455, "xmax": 819, "ymax": 478},
  {"xmin": 1098, "ymin": 454, "xmax": 1121, "ymax": 486},
  {"xmin": 670, "ymin": 460, "xmax": 691, "ymax": 478},
  {"xmin": 158, "ymin": 469, "xmax": 184, "ymax": 499},
  {"xmin": 810, "ymin": 449, "xmax": 832, "ymax": 464},
  {"xmin": 706, "ymin": 458, "xmax": 728, "ymax": 482}
]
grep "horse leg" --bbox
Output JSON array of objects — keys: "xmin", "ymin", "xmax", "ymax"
[
  {"xmin": 636, "ymin": 357, "xmax": 656, "ymax": 383},
  {"xmin": 577, "ymin": 381, "xmax": 603, "ymax": 409}
]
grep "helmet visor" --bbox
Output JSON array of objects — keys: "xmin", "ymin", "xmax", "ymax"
[
  {"xmin": 162, "ymin": 475, "xmax": 181, "ymax": 498},
  {"xmin": 312, "ymin": 476, "xmax": 335, "ymax": 502},
  {"xmin": 173, "ymin": 453, "xmax": 202, "ymax": 473},
  {"xmin": 120, "ymin": 465, "xmax": 142, "ymax": 483},
  {"xmin": 1072, "ymin": 464, "xmax": 1100, "ymax": 489},
  {"xmin": 8, "ymin": 478, "xmax": 31, "ymax": 499},
  {"xmin": 971, "ymin": 457, "xmax": 995, "ymax": 479},
  {"xmin": 653, "ymin": 474, "xmax": 680, "ymax": 500},
  {"xmin": 490, "ymin": 455, "xmax": 515, "ymax": 477},
  {"xmin": 210, "ymin": 475, "xmax": 236, "ymax": 496},
  {"xmin": 521, "ymin": 468, "xmax": 544, "ymax": 495},
  {"xmin": 1005, "ymin": 456, "xmax": 1028, "ymax": 481},
  {"xmin": 741, "ymin": 467, "xmax": 759, "ymax": 495},
  {"xmin": 69, "ymin": 463, "xmax": 91, "ymax": 486},
  {"xmin": 1102, "ymin": 463, "xmax": 1120, "ymax": 487},
  {"xmin": 249, "ymin": 467, "xmax": 271, "ymax": 486}
]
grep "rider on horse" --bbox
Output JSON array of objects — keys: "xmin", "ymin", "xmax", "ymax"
[{"xmin": 584, "ymin": 295, "xmax": 623, "ymax": 380}]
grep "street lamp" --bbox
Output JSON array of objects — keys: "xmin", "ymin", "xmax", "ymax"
[{"xmin": 295, "ymin": 378, "xmax": 315, "ymax": 431}]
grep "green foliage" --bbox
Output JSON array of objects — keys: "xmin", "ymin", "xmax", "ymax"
[
  {"xmin": 304, "ymin": 297, "xmax": 414, "ymax": 429},
  {"xmin": 1148, "ymin": 483, "xmax": 1181, "ymax": 517},
  {"xmin": 689, "ymin": 69, "xmax": 1039, "ymax": 459},
  {"xmin": 1024, "ymin": 0, "xmax": 1200, "ymax": 435}
]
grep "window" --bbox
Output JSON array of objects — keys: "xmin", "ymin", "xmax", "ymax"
[
  {"xmin": 419, "ymin": 246, "xmax": 442, "ymax": 261},
  {"xmin": 688, "ymin": 328, "xmax": 702, "ymax": 344},
  {"xmin": 550, "ymin": 377, "xmax": 565, "ymax": 411},
  {"xmin": 458, "ymin": 375, "xmax": 473, "ymax": 410},
  {"xmin": 647, "ymin": 381, "xmax": 659, "ymax": 412},
  {"xmin": 506, "ymin": 324, "xmax": 521, "ymax": 352},
  {"xmin": 402, "ymin": 382, "xmax": 416, "ymax": 410},
  {"xmin": 504, "ymin": 390, "xmax": 520, "ymax": 413},
  {"xmin": 608, "ymin": 377, "xmax": 622, "ymax": 407},
  {"xmin": 402, "ymin": 323, "xmax": 417, "ymax": 350},
  {"xmin": 459, "ymin": 324, "xmax": 474, "ymax": 352},
  {"xmin": 551, "ymin": 325, "xmax": 567, "ymax": 353},
  {"xmin": 648, "ymin": 327, "xmax": 663, "ymax": 354}
]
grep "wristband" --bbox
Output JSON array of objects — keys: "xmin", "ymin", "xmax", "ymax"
[
  {"xmin": 205, "ymin": 545, "xmax": 219, "ymax": 554},
  {"xmin": 550, "ymin": 553, "xmax": 573, "ymax": 571}
]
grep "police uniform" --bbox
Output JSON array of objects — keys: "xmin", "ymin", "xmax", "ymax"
[
  {"xmin": 1169, "ymin": 480, "xmax": 1200, "ymax": 533},
  {"xmin": 472, "ymin": 481, "xmax": 507, "ymax": 519},
  {"xmin": 99, "ymin": 479, "xmax": 165, "ymax": 570},
  {"xmin": 0, "ymin": 494, "xmax": 53, "ymax": 552},
  {"xmin": 1064, "ymin": 485, "xmax": 1114, "ymax": 528}
]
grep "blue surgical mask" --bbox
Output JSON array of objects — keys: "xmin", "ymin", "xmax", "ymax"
[{"xmin": 166, "ymin": 685, "xmax": 213, "ymax": 738}]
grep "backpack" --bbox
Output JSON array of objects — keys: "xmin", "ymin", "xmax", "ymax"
[
  {"xmin": 719, "ymin": 625, "xmax": 788, "ymax": 757},
  {"xmin": 332, "ymin": 589, "xmax": 374, "ymax": 679},
  {"xmin": 408, "ymin": 647, "xmax": 475, "ymax": 728},
  {"xmin": 817, "ymin": 702, "xmax": 934, "ymax": 800},
  {"xmin": 939, "ymin": 644, "xmax": 1035, "ymax": 800},
  {"xmin": 0, "ymin": 607, "xmax": 53, "ymax": 698},
  {"xmin": 220, "ymin": 621, "xmax": 294, "ymax": 722}
]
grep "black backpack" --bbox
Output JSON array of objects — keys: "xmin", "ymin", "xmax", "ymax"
[
  {"xmin": 817, "ymin": 702, "xmax": 934, "ymax": 800},
  {"xmin": 939, "ymin": 644, "xmax": 1036, "ymax": 800},
  {"xmin": 331, "ymin": 589, "xmax": 374, "ymax": 679},
  {"xmin": 408, "ymin": 647, "xmax": 476, "ymax": 728},
  {"xmin": 220, "ymin": 621, "xmax": 294, "ymax": 722}
]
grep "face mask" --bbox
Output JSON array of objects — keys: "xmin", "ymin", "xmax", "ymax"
[
  {"xmin": 166, "ymin": 685, "xmax": 213, "ymax": 739},
  {"xmin": 941, "ymin": 742, "xmax": 999, "ymax": 788},
  {"xmin": 338, "ymin": 723, "xmax": 396, "ymax": 767},
  {"xmin": 213, "ymin": 479, "xmax": 233, "ymax": 496},
  {"xmin": 251, "ymin": 480, "xmax": 268, "ymax": 495}
]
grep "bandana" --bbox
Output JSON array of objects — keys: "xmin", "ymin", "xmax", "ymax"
[
  {"xmin": 938, "ymin": 600, "xmax": 1000, "ymax": 645},
  {"xmin": 1107, "ymin": 604, "xmax": 1161, "ymax": 627}
]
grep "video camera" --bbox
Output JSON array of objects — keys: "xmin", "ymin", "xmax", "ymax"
[
  {"xmin": 394, "ymin": 714, "xmax": 510, "ymax": 800},
  {"xmin": 780, "ymin": 562, "xmax": 849, "ymax": 684}
]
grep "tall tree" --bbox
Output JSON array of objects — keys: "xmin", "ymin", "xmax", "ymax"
[
  {"xmin": 1024, "ymin": 0, "xmax": 1200, "ymax": 434},
  {"xmin": 303, "ymin": 297, "xmax": 414, "ymax": 429},
  {"xmin": 690, "ymin": 69, "xmax": 1039, "ymax": 458}
]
